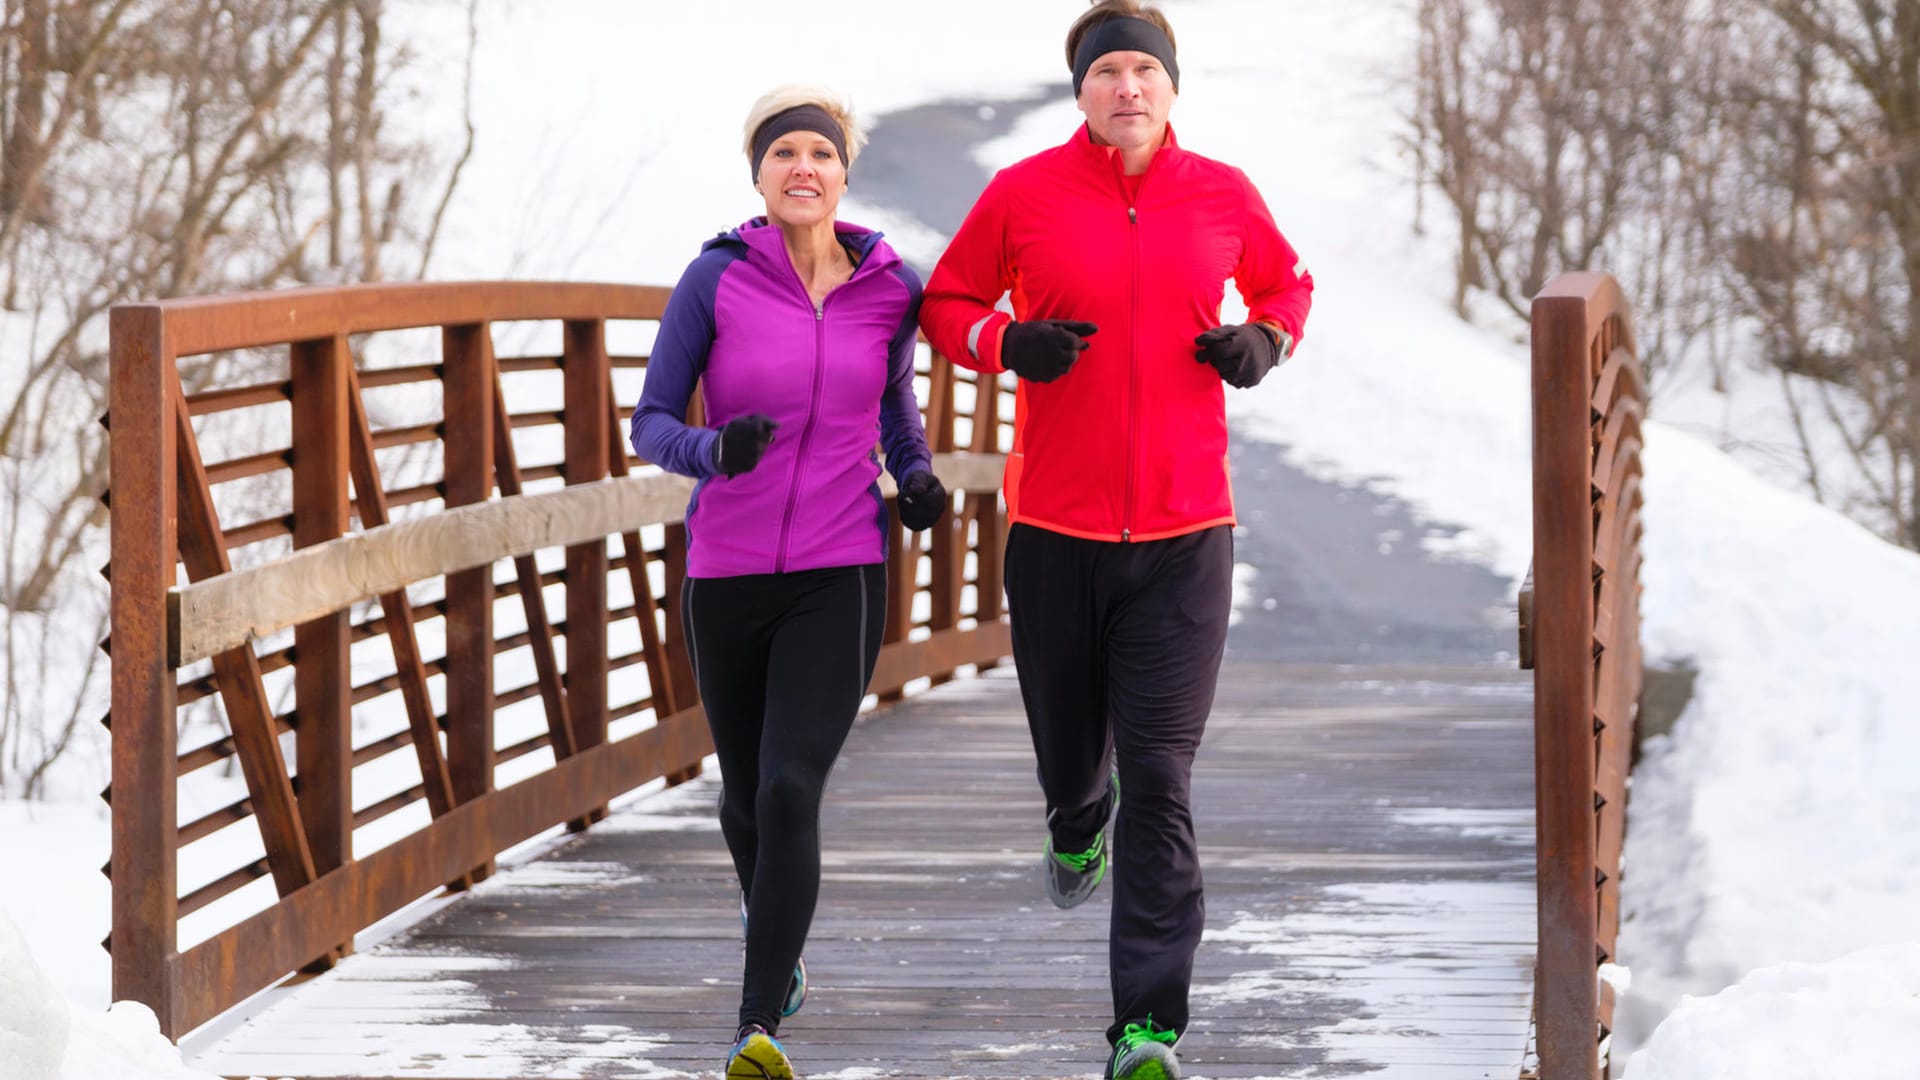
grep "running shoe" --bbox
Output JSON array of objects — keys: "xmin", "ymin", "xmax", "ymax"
[
  {"xmin": 725, "ymin": 1023, "xmax": 794, "ymax": 1080},
  {"xmin": 1105, "ymin": 1016, "xmax": 1180, "ymax": 1080},
  {"xmin": 1044, "ymin": 768, "xmax": 1119, "ymax": 909}
]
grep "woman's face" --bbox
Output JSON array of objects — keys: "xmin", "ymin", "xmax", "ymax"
[{"xmin": 757, "ymin": 130, "xmax": 846, "ymax": 230}]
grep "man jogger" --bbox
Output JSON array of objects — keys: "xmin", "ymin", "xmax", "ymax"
[{"xmin": 920, "ymin": 3, "xmax": 1315, "ymax": 1076}]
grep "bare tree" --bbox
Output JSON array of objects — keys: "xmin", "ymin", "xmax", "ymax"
[
  {"xmin": 1410, "ymin": 0, "xmax": 1920, "ymax": 547},
  {"xmin": 1716, "ymin": 0, "xmax": 1920, "ymax": 546},
  {"xmin": 0, "ymin": 0, "xmax": 473, "ymax": 795}
]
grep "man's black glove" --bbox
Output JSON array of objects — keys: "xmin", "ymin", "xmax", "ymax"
[
  {"xmin": 896, "ymin": 469, "xmax": 948, "ymax": 531},
  {"xmin": 1195, "ymin": 323, "xmax": 1289, "ymax": 389},
  {"xmin": 1001, "ymin": 319, "xmax": 1098, "ymax": 383},
  {"xmin": 712, "ymin": 414, "xmax": 778, "ymax": 477}
]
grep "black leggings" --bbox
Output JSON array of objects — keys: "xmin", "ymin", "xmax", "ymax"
[{"xmin": 681, "ymin": 561, "xmax": 886, "ymax": 1032}]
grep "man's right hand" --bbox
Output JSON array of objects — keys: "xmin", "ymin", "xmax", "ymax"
[
  {"xmin": 1001, "ymin": 320, "xmax": 1098, "ymax": 383},
  {"xmin": 712, "ymin": 414, "xmax": 778, "ymax": 477}
]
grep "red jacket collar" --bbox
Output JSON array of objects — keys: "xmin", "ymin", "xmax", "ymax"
[{"xmin": 1072, "ymin": 121, "xmax": 1182, "ymax": 170}]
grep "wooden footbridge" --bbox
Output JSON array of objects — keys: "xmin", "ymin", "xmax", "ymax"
[{"xmin": 104, "ymin": 274, "xmax": 1643, "ymax": 1079}]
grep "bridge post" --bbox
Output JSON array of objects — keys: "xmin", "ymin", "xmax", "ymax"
[
  {"xmin": 1531, "ymin": 283, "xmax": 1603, "ymax": 1080},
  {"xmin": 291, "ymin": 334, "xmax": 354, "ymax": 967},
  {"xmin": 443, "ymin": 323, "xmax": 496, "ymax": 882},
  {"xmin": 565, "ymin": 319, "xmax": 611, "ymax": 821},
  {"xmin": 108, "ymin": 304, "xmax": 180, "ymax": 1033}
]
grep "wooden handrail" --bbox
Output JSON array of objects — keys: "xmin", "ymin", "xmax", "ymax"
[
  {"xmin": 1526, "ymin": 271, "xmax": 1645, "ymax": 1079},
  {"xmin": 107, "ymin": 281, "xmax": 1014, "ymax": 1037}
]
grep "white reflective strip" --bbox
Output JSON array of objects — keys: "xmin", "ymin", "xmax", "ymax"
[{"xmin": 967, "ymin": 314, "xmax": 995, "ymax": 360}]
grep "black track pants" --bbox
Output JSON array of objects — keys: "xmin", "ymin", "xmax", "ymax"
[
  {"xmin": 1004, "ymin": 523, "xmax": 1233, "ymax": 1044},
  {"xmin": 681, "ymin": 562, "xmax": 885, "ymax": 1033}
]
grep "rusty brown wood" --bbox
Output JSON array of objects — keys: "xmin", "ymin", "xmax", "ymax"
[
  {"xmin": 345, "ymin": 364, "xmax": 459, "ymax": 822},
  {"xmin": 218, "ymin": 514, "xmax": 295, "ymax": 550},
  {"xmin": 926, "ymin": 506, "xmax": 963, "ymax": 687},
  {"xmin": 185, "ymin": 380, "xmax": 291, "ymax": 416},
  {"xmin": 926, "ymin": 352, "xmax": 957, "ymax": 454},
  {"xmin": 173, "ymin": 389, "xmax": 320, "ymax": 901},
  {"xmin": 1530, "ymin": 277, "xmax": 1605, "ymax": 1080},
  {"xmin": 179, "ymin": 796, "xmax": 253, "ymax": 846},
  {"xmin": 660, "ymin": 523, "xmax": 698, "ymax": 717},
  {"xmin": 203, "ymin": 447, "xmax": 292, "ymax": 486},
  {"xmin": 368, "ymin": 422, "xmax": 441, "ymax": 451},
  {"xmin": 110, "ymin": 283, "xmax": 1009, "ymax": 1041},
  {"xmin": 177, "ymin": 858, "xmax": 271, "ymax": 918},
  {"xmin": 356, "ymin": 362, "xmax": 442, "ymax": 389},
  {"xmin": 1529, "ymin": 272, "xmax": 1644, "ymax": 1080},
  {"xmin": 109, "ymin": 304, "xmax": 180, "ymax": 1033},
  {"xmin": 290, "ymin": 335, "xmax": 353, "ymax": 871},
  {"xmin": 169, "ymin": 706, "xmax": 712, "ymax": 1035},
  {"xmin": 442, "ymin": 323, "xmax": 496, "ymax": 883},
  {"xmin": 158, "ymin": 281, "xmax": 674, "ymax": 358},
  {"xmin": 290, "ymin": 334, "xmax": 354, "ymax": 970},
  {"xmin": 868, "ymin": 623, "xmax": 1014, "ymax": 700},
  {"xmin": 970, "ymin": 374, "xmax": 1008, "ymax": 667},
  {"xmin": 604, "ymin": 388, "xmax": 679, "ymax": 718},
  {"xmin": 1592, "ymin": 399, "xmax": 1643, "ymax": 499},
  {"xmin": 564, "ymin": 320, "xmax": 612, "ymax": 823},
  {"xmin": 489, "ymin": 368, "xmax": 578, "ymax": 765},
  {"xmin": 879, "ymin": 519, "xmax": 917, "ymax": 704}
]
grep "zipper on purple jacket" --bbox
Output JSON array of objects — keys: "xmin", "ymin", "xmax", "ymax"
[{"xmin": 776, "ymin": 297, "xmax": 830, "ymax": 572}]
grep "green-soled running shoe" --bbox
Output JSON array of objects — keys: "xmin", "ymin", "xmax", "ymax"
[
  {"xmin": 1045, "ymin": 768, "xmax": 1118, "ymax": 909},
  {"xmin": 1105, "ymin": 1016, "xmax": 1181, "ymax": 1080},
  {"xmin": 1045, "ymin": 829, "xmax": 1108, "ymax": 909}
]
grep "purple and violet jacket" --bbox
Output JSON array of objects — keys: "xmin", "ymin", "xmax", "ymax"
[{"xmin": 630, "ymin": 218, "xmax": 933, "ymax": 578}]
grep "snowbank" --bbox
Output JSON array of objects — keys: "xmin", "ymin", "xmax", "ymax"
[{"xmin": 1621, "ymin": 942, "xmax": 1920, "ymax": 1079}]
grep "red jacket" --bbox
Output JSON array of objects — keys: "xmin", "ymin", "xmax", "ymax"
[{"xmin": 922, "ymin": 124, "xmax": 1313, "ymax": 542}]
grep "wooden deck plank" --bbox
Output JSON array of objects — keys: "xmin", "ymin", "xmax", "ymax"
[{"xmin": 187, "ymin": 661, "xmax": 1535, "ymax": 1079}]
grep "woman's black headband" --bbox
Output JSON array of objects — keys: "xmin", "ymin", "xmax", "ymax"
[
  {"xmin": 750, "ymin": 105, "xmax": 849, "ymax": 181},
  {"xmin": 1071, "ymin": 16, "xmax": 1180, "ymax": 97}
]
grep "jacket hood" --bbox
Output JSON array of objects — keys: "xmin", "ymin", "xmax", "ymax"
[{"xmin": 702, "ymin": 217, "xmax": 899, "ymax": 275}]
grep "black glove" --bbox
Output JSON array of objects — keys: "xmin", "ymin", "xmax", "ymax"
[
  {"xmin": 1001, "ymin": 319, "xmax": 1098, "ymax": 383},
  {"xmin": 1195, "ymin": 323, "xmax": 1288, "ymax": 389},
  {"xmin": 711, "ymin": 414, "xmax": 778, "ymax": 477},
  {"xmin": 896, "ymin": 469, "xmax": 948, "ymax": 531}
]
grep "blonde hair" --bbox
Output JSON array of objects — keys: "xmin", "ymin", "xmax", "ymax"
[{"xmin": 741, "ymin": 84, "xmax": 868, "ymax": 168}]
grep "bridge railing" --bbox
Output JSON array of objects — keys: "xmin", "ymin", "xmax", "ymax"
[
  {"xmin": 1521, "ymin": 271, "xmax": 1646, "ymax": 1079},
  {"xmin": 106, "ymin": 282, "xmax": 1012, "ymax": 1038}
]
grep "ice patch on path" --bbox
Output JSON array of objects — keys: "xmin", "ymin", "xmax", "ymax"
[{"xmin": 1197, "ymin": 880, "xmax": 1532, "ymax": 1069}]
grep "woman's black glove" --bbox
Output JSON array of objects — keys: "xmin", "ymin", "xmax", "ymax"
[
  {"xmin": 1194, "ymin": 323, "xmax": 1289, "ymax": 389},
  {"xmin": 1001, "ymin": 319, "xmax": 1098, "ymax": 383},
  {"xmin": 712, "ymin": 414, "xmax": 778, "ymax": 477},
  {"xmin": 896, "ymin": 469, "xmax": 948, "ymax": 531}
]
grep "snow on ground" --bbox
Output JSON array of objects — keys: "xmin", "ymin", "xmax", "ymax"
[
  {"xmin": 6, "ymin": 0, "xmax": 1920, "ymax": 1076},
  {"xmin": 1621, "ymin": 943, "xmax": 1920, "ymax": 1080}
]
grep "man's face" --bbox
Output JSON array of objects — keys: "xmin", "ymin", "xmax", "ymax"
[{"xmin": 1075, "ymin": 49, "xmax": 1176, "ymax": 154}]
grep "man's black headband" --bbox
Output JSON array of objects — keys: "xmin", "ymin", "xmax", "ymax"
[
  {"xmin": 1071, "ymin": 16, "xmax": 1180, "ymax": 97},
  {"xmin": 750, "ymin": 105, "xmax": 848, "ymax": 181}
]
